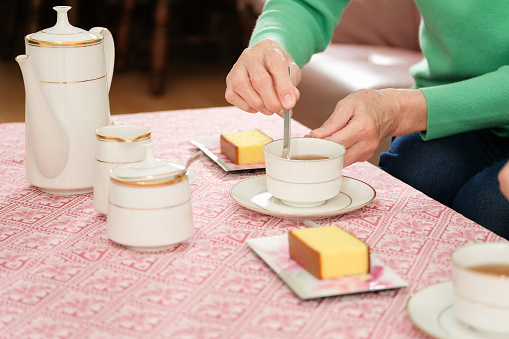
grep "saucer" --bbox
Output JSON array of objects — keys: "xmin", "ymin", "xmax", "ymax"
[
  {"xmin": 230, "ymin": 175, "xmax": 376, "ymax": 219},
  {"xmin": 406, "ymin": 281, "xmax": 509, "ymax": 339},
  {"xmin": 246, "ymin": 234, "xmax": 407, "ymax": 299},
  {"xmin": 190, "ymin": 137, "xmax": 266, "ymax": 172}
]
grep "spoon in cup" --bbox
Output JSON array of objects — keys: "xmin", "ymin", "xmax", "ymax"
[{"xmin": 281, "ymin": 66, "xmax": 292, "ymax": 159}]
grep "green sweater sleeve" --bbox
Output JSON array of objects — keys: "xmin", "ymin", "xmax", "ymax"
[
  {"xmin": 420, "ymin": 66, "xmax": 509, "ymax": 140},
  {"xmin": 249, "ymin": 0, "xmax": 350, "ymax": 68},
  {"xmin": 412, "ymin": 0, "xmax": 509, "ymax": 140}
]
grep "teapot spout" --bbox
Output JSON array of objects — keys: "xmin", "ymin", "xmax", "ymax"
[{"xmin": 16, "ymin": 55, "xmax": 69, "ymax": 179}]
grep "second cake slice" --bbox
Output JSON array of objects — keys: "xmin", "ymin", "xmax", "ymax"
[{"xmin": 220, "ymin": 129, "xmax": 272, "ymax": 165}]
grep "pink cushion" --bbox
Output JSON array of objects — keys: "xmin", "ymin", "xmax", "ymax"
[
  {"xmin": 236, "ymin": 0, "xmax": 421, "ymax": 51},
  {"xmin": 333, "ymin": 0, "xmax": 421, "ymax": 51}
]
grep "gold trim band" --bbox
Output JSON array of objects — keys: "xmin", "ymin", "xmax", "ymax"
[
  {"xmin": 111, "ymin": 169, "xmax": 183, "ymax": 181},
  {"xmin": 266, "ymin": 173, "xmax": 342, "ymax": 185},
  {"xmin": 96, "ymin": 159, "xmax": 143, "ymax": 165},
  {"xmin": 41, "ymin": 75, "xmax": 106, "ymax": 84},
  {"xmin": 96, "ymin": 132, "xmax": 151, "ymax": 142},
  {"xmin": 108, "ymin": 198, "xmax": 191, "ymax": 211},
  {"xmin": 25, "ymin": 36, "xmax": 103, "ymax": 47},
  {"xmin": 110, "ymin": 174, "xmax": 188, "ymax": 187}
]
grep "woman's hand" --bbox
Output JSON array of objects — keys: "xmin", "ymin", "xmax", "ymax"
[
  {"xmin": 225, "ymin": 39, "xmax": 301, "ymax": 118},
  {"xmin": 308, "ymin": 88, "xmax": 428, "ymax": 167}
]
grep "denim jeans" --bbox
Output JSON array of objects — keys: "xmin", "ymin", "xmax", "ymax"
[{"xmin": 379, "ymin": 130, "xmax": 509, "ymax": 239}]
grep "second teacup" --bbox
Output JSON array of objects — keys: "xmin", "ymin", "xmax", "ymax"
[
  {"xmin": 263, "ymin": 138, "xmax": 346, "ymax": 207},
  {"xmin": 451, "ymin": 241, "xmax": 509, "ymax": 334},
  {"xmin": 93, "ymin": 121, "xmax": 151, "ymax": 214}
]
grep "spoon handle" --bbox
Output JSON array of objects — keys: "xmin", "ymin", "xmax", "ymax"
[
  {"xmin": 282, "ymin": 109, "xmax": 291, "ymax": 159},
  {"xmin": 185, "ymin": 150, "xmax": 203, "ymax": 169},
  {"xmin": 180, "ymin": 150, "xmax": 203, "ymax": 176},
  {"xmin": 281, "ymin": 66, "xmax": 292, "ymax": 159}
]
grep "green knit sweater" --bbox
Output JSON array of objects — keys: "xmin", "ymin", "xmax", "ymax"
[{"xmin": 249, "ymin": 0, "xmax": 509, "ymax": 140}]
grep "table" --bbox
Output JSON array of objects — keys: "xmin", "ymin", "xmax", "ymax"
[{"xmin": 0, "ymin": 106, "xmax": 505, "ymax": 338}]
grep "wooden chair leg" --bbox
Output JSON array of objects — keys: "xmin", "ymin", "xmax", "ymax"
[
  {"xmin": 116, "ymin": 0, "xmax": 136, "ymax": 72},
  {"xmin": 27, "ymin": 0, "xmax": 43, "ymax": 33},
  {"xmin": 1, "ymin": 1, "xmax": 21, "ymax": 59},
  {"xmin": 66, "ymin": 0, "xmax": 78, "ymax": 26},
  {"xmin": 150, "ymin": 0, "xmax": 170, "ymax": 95}
]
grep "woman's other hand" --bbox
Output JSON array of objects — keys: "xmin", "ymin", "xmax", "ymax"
[{"xmin": 308, "ymin": 88, "xmax": 428, "ymax": 167}]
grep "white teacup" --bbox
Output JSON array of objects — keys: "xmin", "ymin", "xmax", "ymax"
[
  {"xmin": 451, "ymin": 242, "xmax": 509, "ymax": 334},
  {"xmin": 93, "ymin": 121, "xmax": 151, "ymax": 214},
  {"xmin": 263, "ymin": 138, "xmax": 346, "ymax": 207}
]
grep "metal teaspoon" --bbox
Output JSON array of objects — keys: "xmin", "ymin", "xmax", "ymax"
[{"xmin": 281, "ymin": 66, "xmax": 292, "ymax": 159}]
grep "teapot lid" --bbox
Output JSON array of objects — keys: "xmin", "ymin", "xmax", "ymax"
[
  {"xmin": 110, "ymin": 143, "xmax": 188, "ymax": 186},
  {"xmin": 26, "ymin": 6, "xmax": 102, "ymax": 47}
]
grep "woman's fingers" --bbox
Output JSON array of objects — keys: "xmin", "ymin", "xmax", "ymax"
[
  {"xmin": 308, "ymin": 101, "xmax": 352, "ymax": 139},
  {"xmin": 248, "ymin": 61, "xmax": 285, "ymax": 114},
  {"xmin": 324, "ymin": 132, "xmax": 378, "ymax": 167},
  {"xmin": 224, "ymin": 88, "xmax": 257, "ymax": 114},
  {"xmin": 225, "ymin": 39, "xmax": 299, "ymax": 116}
]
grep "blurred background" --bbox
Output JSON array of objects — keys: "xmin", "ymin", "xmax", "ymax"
[{"xmin": 0, "ymin": 0, "xmax": 256, "ymax": 123}]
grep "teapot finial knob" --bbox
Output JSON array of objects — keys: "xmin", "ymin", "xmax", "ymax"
[{"xmin": 53, "ymin": 6, "xmax": 72, "ymax": 28}]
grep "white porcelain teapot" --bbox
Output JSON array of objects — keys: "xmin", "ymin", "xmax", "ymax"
[{"xmin": 16, "ymin": 6, "xmax": 114, "ymax": 194}]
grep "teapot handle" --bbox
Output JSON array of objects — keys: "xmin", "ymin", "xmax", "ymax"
[{"xmin": 90, "ymin": 27, "xmax": 115, "ymax": 92}]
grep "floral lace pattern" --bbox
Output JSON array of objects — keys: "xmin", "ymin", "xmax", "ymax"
[{"xmin": 0, "ymin": 107, "xmax": 504, "ymax": 338}]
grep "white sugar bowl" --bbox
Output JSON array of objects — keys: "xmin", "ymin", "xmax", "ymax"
[{"xmin": 106, "ymin": 144, "xmax": 194, "ymax": 251}]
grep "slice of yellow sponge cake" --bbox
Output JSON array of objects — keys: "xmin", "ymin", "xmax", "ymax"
[
  {"xmin": 220, "ymin": 129, "xmax": 273, "ymax": 165},
  {"xmin": 289, "ymin": 225, "xmax": 370, "ymax": 279}
]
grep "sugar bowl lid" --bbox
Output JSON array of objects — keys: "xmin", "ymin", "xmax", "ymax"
[
  {"xmin": 110, "ymin": 143, "xmax": 188, "ymax": 186},
  {"xmin": 26, "ymin": 6, "xmax": 102, "ymax": 46}
]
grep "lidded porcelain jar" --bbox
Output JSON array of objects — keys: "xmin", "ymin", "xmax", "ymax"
[{"xmin": 107, "ymin": 144, "xmax": 194, "ymax": 251}]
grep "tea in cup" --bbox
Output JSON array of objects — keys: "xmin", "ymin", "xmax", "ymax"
[
  {"xmin": 93, "ymin": 122, "xmax": 151, "ymax": 214},
  {"xmin": 263, "ymin": 138, "xmax": 346, "ymax": 207},
  {"xmin": 451, "ymin": 242, "xmax": 509, "ymax": 333}
]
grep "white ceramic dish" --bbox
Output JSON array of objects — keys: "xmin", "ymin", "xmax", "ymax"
[
  {"xmin": 230, "ymin": 175, "xmax": 375, "ymax": 219},
  {"xmin": 406, "ymin": 281, "xmax": 509, "ymax": 339},
  {"xmin": 106, "ymin": 145, "xmax": 196, "ymax": 252},
  {"xmin": 264, "ymin": 138, "xmax": 346, "ymax": 207},
  {"xmin": 246, "ymin": 234, "xmax": 407, "ymax": 300},
  {"xmin": 190, "ymin": 137, "xmax": 266, "ymax": 172}
]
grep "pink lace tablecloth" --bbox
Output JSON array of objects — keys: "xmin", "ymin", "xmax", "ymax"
[{"xmin": 0, "ymin": 106, "xmax": 504, "ymax": 338}]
